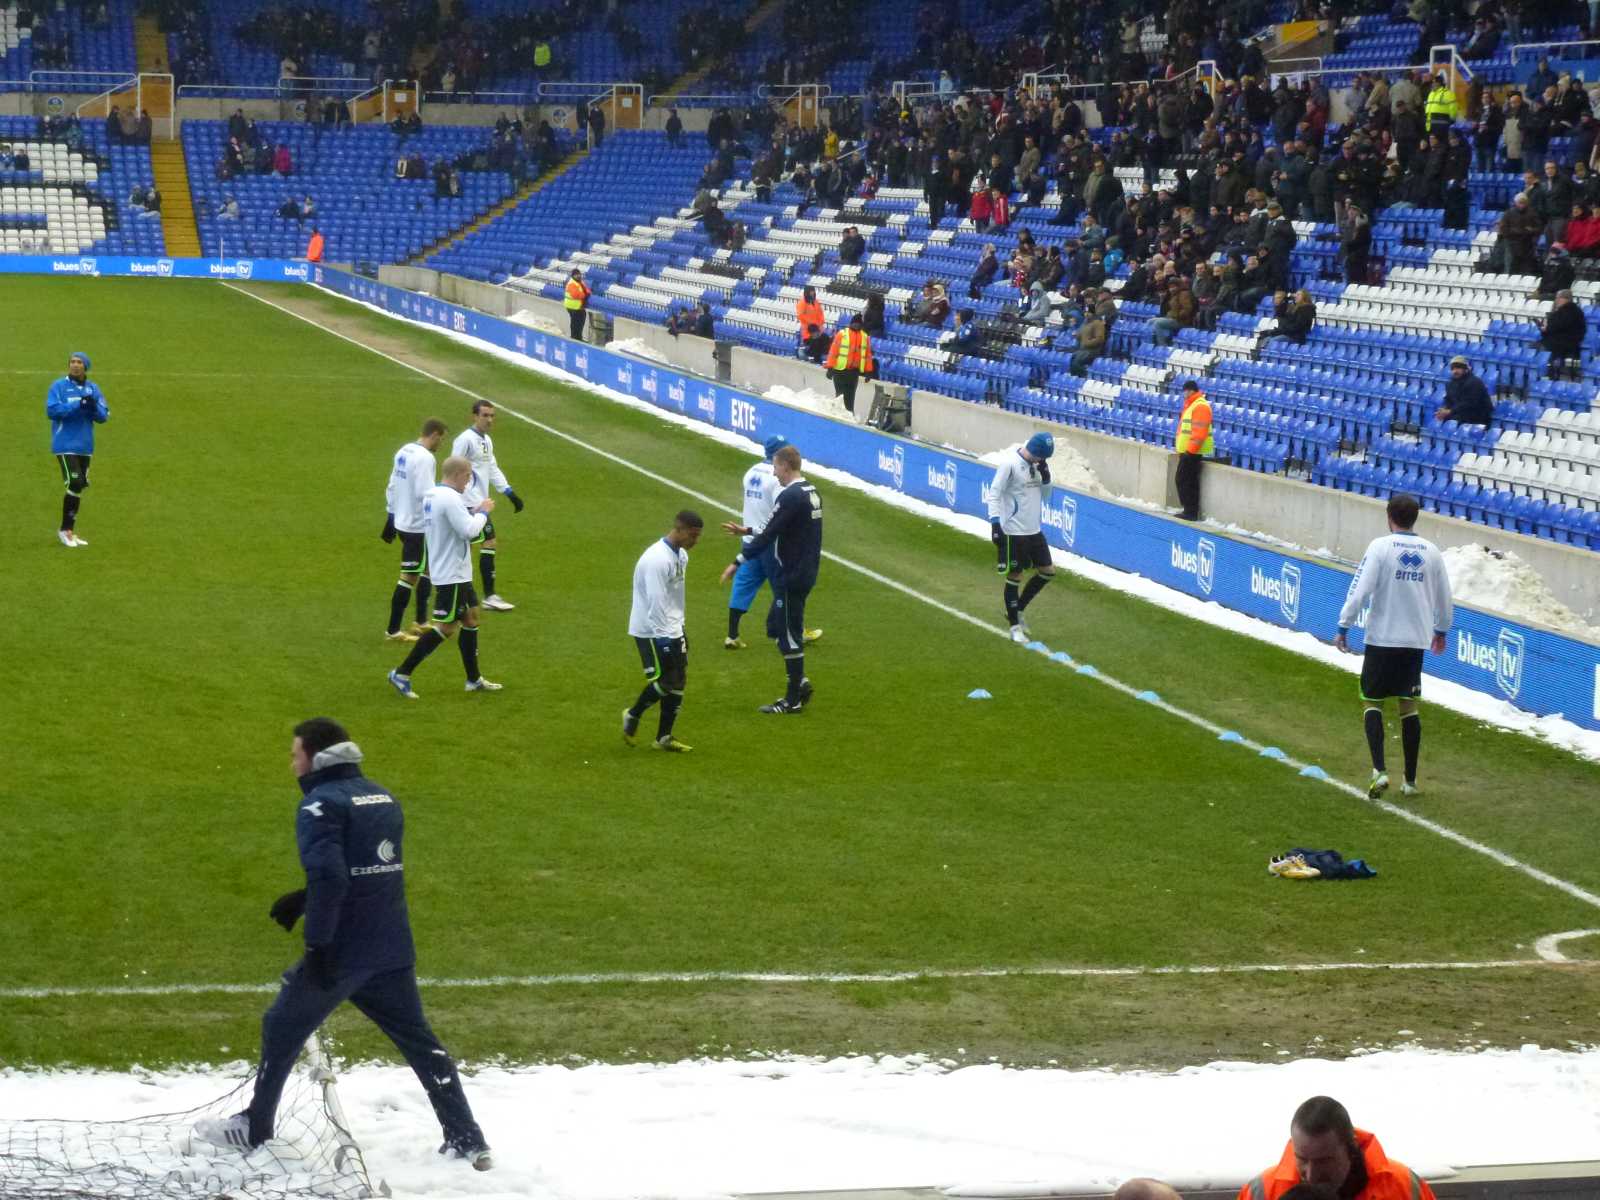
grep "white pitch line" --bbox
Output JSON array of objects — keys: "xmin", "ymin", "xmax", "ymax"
[
  {"xmin": 0, "ymin": 956, "xmax": 1574, "ymax": 1001},
  {"xmin": 225, "ymin": 282, "xmax": 1600, "ymax": 917}
]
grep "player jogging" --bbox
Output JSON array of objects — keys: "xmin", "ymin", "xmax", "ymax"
[
  {"xmin": 387, "ymin": 456, "xmax": 501, "ymax": 697},
  {"xmin": 720, "ymin": 446, "xmax": 822, "ymax": 714},
  {"xmin": 45, "ymin": 351, "xmax": 109, "ymax": 547},
  {"xmin": 726, "ymin": 436, "xmax": 822, "ymax": 649},
  {"xmin": 1334, "ymin": 493, "xmax": 1453, "ymax": 799},
  {"xmin": 989, "ymin": 431, "xmax": 1057, "ymax": 643},
  {"xmin": 451, "ymin": 401, "xmax": 524, "ymax": 612},
  {"xmin": 192, "ymin": 717, "xmax": 491, "ymax": 1171},
  {"xmin": 382, "ymin": 419, "xmax": 448, "ymax": 642},
  {"xmin": 623, "ymin": 510, "xmax": 704, "ymax": 752}
]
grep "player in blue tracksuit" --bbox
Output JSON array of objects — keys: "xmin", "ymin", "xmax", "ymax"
[
  {"xmin": 720, "ymin": 445, "xmax": 823, "ymax": 713},
  {"xmin": 193, "ymin": 718, "xmax": 492, "ymax": 1170},
  {"xmin": 45, "ymin": 351, "xmax": 109, "ymax": 547}
]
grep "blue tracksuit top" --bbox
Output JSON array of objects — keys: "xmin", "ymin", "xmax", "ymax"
[{"xmin": 46, "ymin": 376, "xmax": 109, "ymax": 455}]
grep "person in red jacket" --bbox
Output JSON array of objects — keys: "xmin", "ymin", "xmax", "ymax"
[
  {"xmin": 1239, "ymin": 1096, "xmax": 1437, "ymax": 1200},
  {"xmin": 969, "ymin": 186, "xmax": 993, "ymax": 231},
  {"xmin": 1564, "ymin": 203, "xmax": 1600, "ymax": 257}
]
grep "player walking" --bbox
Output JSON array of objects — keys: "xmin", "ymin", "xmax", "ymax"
[
  {"xmin": 725, "ymin": 436, "xmax": 820, "ymax": 648},
  {"xmin": 46, "ymin": 351, "xmax": 109, "ymax": 547},
  {"xmin": 1335, "ymin": 494, "xmax": 1453, "ymax": 798},
  {"xmin": 988, "ymin": 432, "xmax": 1058, "ymax": 643},
  {"xmin": 382, "ymin": 419, "xmax": 448, "ymax": 642},
  {"xmin": 451, "ymin": 401, "xmax": 524, "ymax": 612},
  {"xmin": 720, "ymin": 446, "xmax": 822, "ymax": 714},
  {"xmin": 623, "ymin": 510, "xmax": 704, "ymax": 752},
  {"xmin": 192, "ymin": 717, "xmax": 491, "ymax": 1170},
  {"xmin": 387, "ymin": 456, "xmax": 501, "ymax": 697}
]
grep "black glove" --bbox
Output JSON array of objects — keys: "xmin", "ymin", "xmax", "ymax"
[
  {"xmin": 381, "ymin": 513, "xmax": 397, "ymax": 543},
  {"xmin": 1038, "ymin": 462, "xmax": 1051, "ymax": 485},
  {"xmin": 269, "ymin": 888, "xmax": 306, "ymax": 932},
  {"xmin": 505, "ymin": 489, "xmax": 525, "ymax": 514},
  {"xmin": 990, "ymin": 520, "xmax": 1004, "ymax": 546},
  {"xmin": 79, "ymin": 394, "xmax": 96, "ymax": 414},
  {"xmin": 303, "ymin": 945, "xmax": 337, "ymax": 990}
]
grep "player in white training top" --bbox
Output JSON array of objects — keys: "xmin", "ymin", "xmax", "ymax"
[
  {"xmin": 382, "ymin": 418, "xmax": 448, "ymax": 642},
  {"xmin": 988, "ymin": 431, "xmax": 1058, "ymax": 644},
  {"xmin": 1335, "ymin": 493, "xmax": 1453, "ymax": 799},
  {"xmin": 623, "ymin": 510, "xmax": 704, "ymax": 752},
  {"xmin": 451, "ymin": 400, "xmax": 525, "ymax": 612},
  {"xmin": 387, "ymin": 456, "xmax": 501, "ymax": 698}
]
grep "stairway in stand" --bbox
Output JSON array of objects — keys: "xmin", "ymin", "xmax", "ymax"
[{"xmin": 412, "ymin": 149, "xmax": 588, "ymax": 265}]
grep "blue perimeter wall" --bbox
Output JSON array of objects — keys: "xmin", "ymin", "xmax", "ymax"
[{"xmin": 10, "ymin": 255, "xmax": 1592, "ymax": 730}]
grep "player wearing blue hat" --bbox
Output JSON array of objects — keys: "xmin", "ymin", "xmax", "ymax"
[
  {"xmin": 45, "ymin": 351, "xmax": 109, "ymax": 547},
  {"xmin": 988, "ymin": 431, "xmax": 1057, "ymax": 643},
  {"xmin": 725, "ymin": 436, "xmax": 821, "ymax": 648}
]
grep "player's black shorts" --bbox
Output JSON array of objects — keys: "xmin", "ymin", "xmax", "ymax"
[
  {"xmin": 635, "ymin": 635, "xmax": 688, "ymax": 693},
  {"xmin": 767, "ymin": 586, "xmax": 810, "ymax": 655},
  {"xmin": 997, "ymin": 530, "xmax": 1051, "ymax": 573},
  {"xmin": 57, "ymin": 453, "xmax": 91, "ymax": 494},
  {"xmin": 398, "ymin": 530, "xmax": 427, "ymax": 575},
  {"xmin": 431, "ymin": 581, "xmax": 479, "ymax": 623},
  {"xmin": 473, "ymin": 518, "xmax": 497, "ymax": 546},
  {"xmin": 1360, "ymin": 645, "xmax": 1425, "ymax": 701}
]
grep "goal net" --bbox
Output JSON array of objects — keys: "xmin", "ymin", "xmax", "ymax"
[{"xmin": 0, "ymin": 1033, "xmax": 385, "ymax": 1199}]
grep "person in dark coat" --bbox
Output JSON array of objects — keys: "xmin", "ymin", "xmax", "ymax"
[
  {"xmin": 1538, "ymin": 244, "xmax": 1576, "ymax": 297},
  {"xmin": 1435, "ymin": 356, "xmax": 1494, "ymax": 427},
  {"xmin": 1538, "ymin": 289, "xmax": 1587, "ymax": 359}
]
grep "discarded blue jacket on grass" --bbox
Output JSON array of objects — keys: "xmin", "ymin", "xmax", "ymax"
[{"xmin": 1286, "ymin": 848, "xmax": 1378, "ymax": 880}]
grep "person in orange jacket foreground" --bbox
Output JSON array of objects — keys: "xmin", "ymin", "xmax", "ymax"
[
  {"xmin": 564, "ymin": 268, "xmax": 591, "ymax": 341},
  {"xmin": 1239, "ymin": 1096, "xmax": 1437, "ymax": 1200},
  {"xmin": 824, "ymin": 313, "xmax": 875, "ymax": 416},
  {"xmin": 305, "ymin": 228, "xmax": 324, "ymax": 262}
]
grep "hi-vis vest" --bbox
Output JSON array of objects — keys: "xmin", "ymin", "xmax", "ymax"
[
  {"xmin": 564, "ymin": 277, "xmax": 589, "ymax": 310},
  {"xmin": 1424, "ymin": 85, "xmax": 1458, "ymax": 122},
  {"xmin": 1176, "ymin": 392, "xmax": 1213, "ymax": 455},
  {"xmin": 827, "ymin": 327, "xmax": 875, "ymax": 373},
  {"xmin": 534, "ymin": 42, "xmax": 551, "ymax": 67}
]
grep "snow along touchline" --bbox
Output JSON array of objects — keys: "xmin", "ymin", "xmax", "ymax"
[{"xmin": 223, "ymin": 282, "xmax": 1600, "ymax": 919}]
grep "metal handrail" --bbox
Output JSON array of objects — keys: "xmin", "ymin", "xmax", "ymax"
[
  {"xmin": 420, "ymin": 88, "xmax": 539, "ymax": 105},
  {"xmin": 1510, "ymin": 40, "xmax": 1600, "ymax": 65},
  {"xmin": 647, "ymin": 92, "xmax": 749, "ymax": 106},
  {"xmin": 1272, "ymin": 56, "xmax": 1324, "ymax": 72},
  {"xmin": 176, "ymin": 83, "xmax": 285, "ymax": 99},
  {"xmin": 27, "ymin": 69, "xmax": 135, "ymax": 89},
  {"xmin": 538, "ymin": 80, "xmax": 640, "ymax": 99}
]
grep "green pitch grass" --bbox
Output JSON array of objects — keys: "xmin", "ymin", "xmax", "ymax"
[{"xmin": 5, "ymin": 277, "xmax": 1598, "ymax": 1072}]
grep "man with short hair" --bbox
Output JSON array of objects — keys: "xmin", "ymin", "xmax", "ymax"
[
  {"xmin": 622, "ymin": 510, "xmax": 703, "ymax": 752},
  {"xmin": 1434, "ymin": 356, "xmax": 1494, "ymax": 427},
  {"xmin": 726, "ymin": 437, "xmax": 824, "ymax": 650},
  {"xmin": 1335, "ymin": 494, "xmax": 1453, "ymax": 800},
  {"xmin": 825, "ymin": 312, "xmax": 877, "ymax": 416},
  {"xmin": 387, "ymin": 456, "xmax": 501, "ymax": 697},
  {"xmin": 989, "ymin": 432, "xmax": 1058, "ymax": 644},
  {"xmin": 720, "ymin": 446, "xmax": 822, "ymax": 714},
  {"xmin": 838, "ymin": 224, "xmax": 866, "ymax": 265},
  {"xmin": 382, "ymin": 418, "xmax": 449, "ymax": 641},
  {"xmin": 451, "ymin": 401, "xmax": 524, "ymax": 612},
  {"xmin": 46, "ymin": 350, "xmax": 108, "ymax": 547},
  {"xmin": 1238, "ymin": 1094, "xmax": 1437, "ymax": 1200},
  {"xmin": 1174, "ymin": 380, "xmax": 1212, "ymax": 521},
  {"xmin": 191, "ymin": 717, "xmax": 491, "ymax": 1170}
]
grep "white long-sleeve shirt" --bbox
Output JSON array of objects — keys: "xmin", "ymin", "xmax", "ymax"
[
  {"xmin": 421, "ymin": 484, "xmax": 488, "ymax": 586},
  {"xmin": 740, "ymin": 460, "xmax": 781, "ymax": 546},
  {"xmin": 1338, "ymin": 532, "xmax": 1453, "ymax": 649},
  {"xmin": 628, "ymin": 537, "xmax": 689, "ymax": 639},
  {"xmin": 987, "ymin": 447, "xmax": 1050, "ymax": 535},
  {"xmin": 452, "ymin": 427, "xmax": 511, "ymax": 506},
  {"xmin": 385, "ymin": 441, "xmax": 436, "ymax": 534}
]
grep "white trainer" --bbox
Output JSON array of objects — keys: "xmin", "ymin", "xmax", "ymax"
[
  {"xmin": 192, "ymin": 1113, "xmax": 255, "ymax": 1152},
  {"xmin": 465, "ymin": 678, "xmax": 503, "ymax": 692},
  {"xmin": 481, "ymin": 594, "xmax": 515, "ymax": 611},
  {"xmin": 68, "ymin": 532, "xmax": 88, "ymax": 547},
  {"xmin": 1009, "ymin": 625, "xmax": 1029, "ymax": 644},
  {"xmin": 56, "ymin": 530, "xmax": 76, "ymax": 547}
]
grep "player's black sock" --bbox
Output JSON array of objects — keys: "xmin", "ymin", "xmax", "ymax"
[
  {"xmin": 785, "ymin": 655, "xmax": 805, "ymax": 704},
  {"xmin": 658, "ymin": 692, "xmax": 682, "ymax": 738},
  {"xmin": 414, "ymin": 577, "xmax": 432, "ymax": 624},
  {"xmin": 398, "ymin": 628, "xmax": 443, "ymax": 675},
  {"xmin": 629, "ymin": 683, "xmax": 662, "ymax": 716},
  {"xmin": 1400, "ymin": 711, "xmax": 1421, "ymax": 785},
  {"xmin": 61, "ymin": 492, "xmax": 80, "ymax": 532},
  {"xmin": 479, "ymin": 549, "xmax": 496, "ymax": 596},
  {"xmin": 458, "ymin": 625, "xmax": 480, "ymax": 682},
  {"xmin": 728, "ymin": 608, "xmax": 745, "ymax": 639},
  {"xmin": 1004, "ymin": 581, "xmax": 1021, "ymax": 625},
  {"xmin": 1363, "ymin": 707, "xmax": 1386, "ymax": 772},
  {"xmin": 388, "ymin": 581, "xmax": 413, "ymax": 635},
  {"xmin": 1018, "ymin": 573, "xmax": 1054, "ymax": 611}
]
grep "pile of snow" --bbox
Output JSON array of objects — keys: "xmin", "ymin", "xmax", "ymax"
[
  {"xmin": 763, "ymin": 384, "xmax": 853, "ymax": 421},
  {"xmin": 608, "ymin": 337, "xmax": 673, "ymax": 366},
  {"xmin": 507, "ymin": 309, "xmax": 560, "ymax": 334},
  {"xmin": 1442, "ymin": 544, "xmax": 1600, "ymax": 640},
  {"xmin": 5, "ymin": 1048, "xmax": 1600, "ymax": 1199},
  {"xmin": 978, "ymin": 443, "xmax": 1108, "ymax": 496}
]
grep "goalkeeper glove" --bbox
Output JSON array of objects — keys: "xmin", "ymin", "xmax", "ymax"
[
  {"xmin": 505, "ymin": 489, "xmax": 525, "ymax": 514},
  {"xmin": 990, "ymin": 520, "xmax": 1004, "ymax": 546},
  {"xmin": 1038, "ymin": 462, "xmax": 1051, "ymax": 485},
  {"xmin": 303, "ymin": 945, "xmax": 337, "ymax": 990},
  {"xmin": 381, "ymin": 514, "xmax": 397, "ymax": 543},
  {"xmin": 269, "ymin": 888, "xmax": 306, "ymax": 932},
  {"xmin": 79, "ymin": 394, "xmax": 96, "ymax": 414}
]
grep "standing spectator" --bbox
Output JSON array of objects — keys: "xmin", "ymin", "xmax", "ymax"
[
  {"xmin": 588, "ymin": 103, "xmax": 605, "ymax": 148},
  {"xmin": 838, "ymin": 225, "xmax": 866, "ymax": 265},
  {"xmin": 1495, "ymin": 192, "xmax": 1543, "ymax": 274},
  {"xmin": 1538, "ymin": 243, "xmax": 1576, "ymax": 297},
  {"xmin": 1533, "ymin": 160, "xmax": 1574, "ymax": 244},
  {"xmin": 1502, "ymin": 93, "xmax": 1527, "ymax": 173},
  {"xmin": 273, "ymin": 143, "xmax": 293, "ymax": 176},
  {"xmin": 986, "ymin": 185, "xmax": 1010, "ymax": 231},
  {"xmin": 1173, "ymin": 379, "xmax": 1211, "ymax": 522},
  {"xmin": 1473, "ymin": 97, "xmax": 1504, "ymax": 173},
  {"xmin": 1236, "ymin": 1096, "xmax": 1440, "ymax": 1198},
  {"xmin": 1424, "ymin": 73, "xmax": 1458, "ymax": 135},
  {"xmin": 564, "ymin": 268, "xmax": 591, "ymax": 341},
  {"xmin": 665, "ymin": 109, "xmax": 683, "ymax": 148},
  {"xmin": 305, "ymin": 228, "xmax": 324, "ymax": 262},
  {"xmin": 823, "ymin": 313, "xmax": 876, "ymax": 415},
  {"xmin": 795, "ymin": 286, "xmax": 826, "ymax": 349},
  {"xmin": 1341, "ymin": 203, "xmax": 1372, "ymax": 283},
  {"xmin": 1538, "ymin": 289, "xmax": 1587, "ymax": 360},
  {"xmin": 1435, "ymin": 356, "xmax": 1494, "ymax": 427}
]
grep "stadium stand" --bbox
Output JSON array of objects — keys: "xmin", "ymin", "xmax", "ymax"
[
  {"xmin": 0, "ymin": 0, "xmax": 137, "ymax": 91},
  {"xmin": 1, "ymin": 115, "xmax": 160, "ymax": 255}
]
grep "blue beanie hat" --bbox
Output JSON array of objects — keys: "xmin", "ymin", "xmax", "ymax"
[
  {"xmin": 764, "ymin": 435, "xmax": 788, "ymax": 459},
  {"xmin": 1025, "ymin": 431, "xmax": 1055, "ymax": 460},
  {"xmin": 70, "ymin": 351, "xmax": 91, "ymax": 373}
]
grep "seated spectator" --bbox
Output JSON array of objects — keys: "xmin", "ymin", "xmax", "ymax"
[
  {"xmin": 1071, "ymin": 309, "xmax": 1106, "ymax": 375},
  {"xmin": 905, "ymin": 280, "xmax": 950, "ymax": 327},
  {"xmin": 0, "ymin": 145, "xmax": 13, "ymax": 171},
  {"xmin": 1019, "ymin": 281, "xmax": 1052, "ymax": 324},
  {"xmin": 217, "ymin": 196, "xmax": 241, "ymax": 220},
  {"xmin": 968, "ymin": 243, "xmax": 1000, "ymax": 299},
  {"xmin": 838, "ymin": 225, "xmax": 866, "ymax": 265},
  {"xmin": 1150, "ymin": 276, "xmax": 1197, "ymax": 346},
  {"xmin": 1538, "ymin": 289, "xmax": 1587, "ymax": 360},
  {"xmin": 796, "ymin": 286, "xmax": 825, "ymax": 346},
  {"xmin": 1264, "ymin": 289, "xmax": 1316, "ymax": 344},
  {"xmin": 1039, "ymin": 246, "xmax": 1066, "ymax": 292},
  {"xmin": 1537, "ymin": 243, "xmax": 1575, "ymax": 297},
  {"xmin": 277, "ymin": 195, "xmax": 301, "ymax": 219},
  {"xmin": 274, "ymin": 143, "xmax": 293, "ymax": 176},
  {"xmin": 137, "ymin": 185, "xmax": 161, "ymax": 218},
  {"xmin": 1237, "ymin": 1095, "xmax": 1437, "ymax": 1200},
  {"xmin": 11, "ymin": 145, "xmax": 26, "ymax": 172},
  {"xmin": 667, "ymin": 301, "xmax": 715, "ymax": 338},
  {"xmin": 702, "ymin": 202, "xmax": 730, "ymax": 245},
  {"xmin": 726, "ymin": 221, "xmax": 746, "ymax": 252},
  {"xmin": 1435, "ymin": 355, "xmax": 1494, "ymax": 427},
  {"xmin": 801, "ymin": 322, "xmax": 830, "ymax": 363},
  {"xmin": 1564, "ymin": 203, "xmax": 1600, "ymax": 256},
  {"xmin": 861, "ymin": 293, "xmax": 886, "ymax": 336},
  {"xmin": 949, "ymin": 307, "xmax": 979, "ymax": 352}
]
